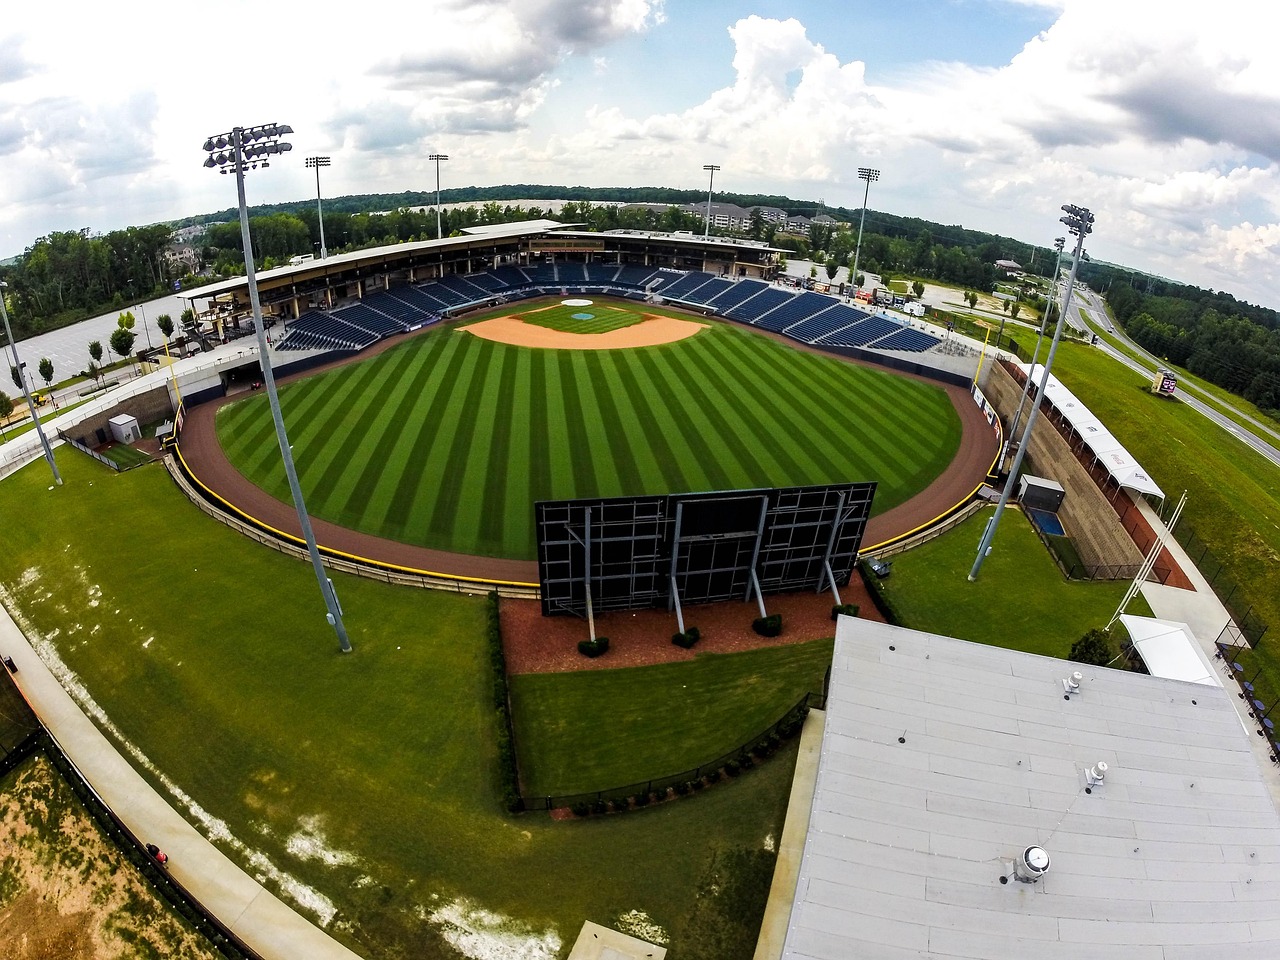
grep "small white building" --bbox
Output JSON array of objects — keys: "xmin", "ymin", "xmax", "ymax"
[{"xmin": 108, "ymin": 413, "xmax": 141, "ymax": 445}]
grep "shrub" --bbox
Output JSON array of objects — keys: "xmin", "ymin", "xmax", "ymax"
[
  {"xmin": 485, "ymin": 591, "xmax": 523, "ymax": 813},
  {"xmin": 578, "ymin": 636, "xmax": 610, "ymax": 658},
  {"xmin": 671, "ymin": 629, "xmax": 698, "ymax": 649},
  {"xmin": 674, "ymin": 780, "xmax": 691, "ymax": 796},
  {"xmin": 591, "ymin": 799, "xmax": 608, "ymax": 815},
  {"xmin": 724, "ymin": 759, "xmax": 742, "ymax": 778},
  {"xmin": 739, "ymin": 754, "xmax": 755, "ymax": 770},
  {"xmin": 831, "ymin": 602, "xmax": 860, "ymax": 621},
  {"xmin": 689, "ymin": 778, "xmax": 705, "ymax": 792},
  {"xmin": 570, "ymin": 802, "xmax": 591, "ymax": 818},
  {"xmin": 608, "ymin": 796, "xmax": 629, "ymax": 813},
  {"xmin": 751, "ymin": 614, "xmax": 783, "ymax": 637},
  {"xmin": 634, "ymin": 791, "xmax": 651, "ymax": 807},
  {"xmin": 1070, "ymin": 628, "xmax": 1114, "ymax": 667}
]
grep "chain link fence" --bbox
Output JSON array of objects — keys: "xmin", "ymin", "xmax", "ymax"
[{"xmin": 1175, "ymin": 525, "xmax": 1269, "ymax": 646}]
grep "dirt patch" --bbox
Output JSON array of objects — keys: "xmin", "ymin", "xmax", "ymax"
[
  {"xmin": 459, "ymin": 315, "xmax": 707, "ymax": 349},
  {"xmin": 0, "ymin": 755, "xmax": 220, "ymax": 960},
  {"xmin": 502, "ymin": 584, "xmax": 885, "ymax": 675}
]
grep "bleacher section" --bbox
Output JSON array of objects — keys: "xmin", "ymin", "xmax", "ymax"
[
  {"xmin": 753, "ymin": 292, "xmax": 835, "ymax": 333},
  {"xmin": 817, "ymin": 315, "xmax": 902, "ymax": 348},
  {"xmin": 275, "ymin": 264, "xmax": 940, "ymax": 357},
  {"xmin": 725, "ymin": 287, "xmax": 792, "ymax": 323}
]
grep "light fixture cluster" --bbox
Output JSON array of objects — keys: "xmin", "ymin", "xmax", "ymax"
[
  {"xmin": 203, "ymin": 124, "xmax": 294, "ymax": 173},
  {"xmin": 1060, "ymin": 203, "xmax": 1094, "ymax": 238}
]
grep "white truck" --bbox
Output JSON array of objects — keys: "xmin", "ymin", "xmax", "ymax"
[{"xmin": 902, "ymin": 301, "xmax": 925, "ymax": 317}]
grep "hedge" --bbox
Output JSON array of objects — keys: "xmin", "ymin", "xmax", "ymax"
[{"xmin": 485, "ymin": 591, "xmax": 523, "ymax": 813}]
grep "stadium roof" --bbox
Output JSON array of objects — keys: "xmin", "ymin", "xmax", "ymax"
[
  {"xmin": 778, "ymin": 619, "xmax": 1280, "ymax": 960},
  {"xmin": 1016, "ymin": 361, "xmax": 1165, "ymax": 499}
]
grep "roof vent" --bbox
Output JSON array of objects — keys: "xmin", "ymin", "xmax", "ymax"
[
  {"xmin": 1062, "ymin": 671, "xmax": 1083, "ymax": 698},
  {"xmin": 1086, "ymin": 761, "xmax": 1109, "ymax": 787},
  {"xmin": 1013, "ymin": 845, "xmax": 1050, "ymax": 883}
]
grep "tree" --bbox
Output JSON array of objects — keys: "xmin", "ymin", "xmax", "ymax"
[
  {"xmin": 966, "ymin": 291, "xmax": 979, "ymax": 310},
  {"xmin": 109, "ymin": 326, "xmax": 136, "ymax": 362},
  {"xmin": 1011, "ymin": 303, "xmax": 1022, "ymax": 322},
  {"xmin": 9, "ymin": 365, "xmax": 20, "ymax": 391},
  {"xmin": 117, "ymin": 310, "xmax": 136, "ymax": 332},
  {"xmin": 825, "ymin": 258, "xmax": 839, "ymax": 281},
  {"xmin": 911, "ymin": 280, "xmax": 925, "ymax": 299},
  {"xmin": 38, "ymin": 357, "xmax": 53, "ymax": 388},
  {"xmin": 0, "ymin": 390, "xmax": 12, "ymax": 439},
  {"xmin": 1069, "ymin": 628, "xmax": 1114, "ymax": 667},
  {"xmin": 809, "ymin": 265, "xmax": 818, "ymax": 279},
  {"xmin": 855, "ymin": 273, "xmax": 865, "ymax": 288},
  {"xmin": 86, "ymin": 361, "xmax": 100, "ymax": 389},
  {"xmin": 156, "ymin": 313, "xmax": 175, "ymax": 341},
  {"xmin": 179, "ymin": 308, "xmax": 196, "ymax": 329}
]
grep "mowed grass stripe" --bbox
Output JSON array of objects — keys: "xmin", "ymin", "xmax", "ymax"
[
  {"xmin": 337, "ymin": 334, "xmax": 460, "ymax": 526},
  {"xmin": 526, "ymin": 351, "xmax": 554, "ymax": 509},
  {"xmin": 632, "ymin": 348, "xmax": 729, "ymax": 491},
  {"xmin": 604, "ymin": 354, "xmax": 691, "ymax": 494},
  {"xmin": 303, "ymin": 348, "xmax": 421, "ymax": 503},
  {"xmin": 442, "ymin": 343, "xmax": 515, "ymax": 553},
  {"xmin": 424, "ymin": 341, "xmax": 499, "ymax": 540},
  {"xmin": 655, "ymin": 345, "xmax": 779, "ymax": 489},
  {"xmin": 583, "ymin": 353, "xmax": 646, "ymax": 494},
  {"xmin": 557, "ymin": 352, "xmax": 601, "ymax": 494},
  {"xmin": 542, "ymin": 352, "xmax": 577, "ymax": 500},
  {"xmin": 567, "ymin": 353, "xmax": 622, "ymax": 493},
  {"xmin": 378, "ymin": 334, "xmax": 478, "ymax": 536},
  {"xmin": 501, "ymin": 352, "xmax": 536, "ymax": 556},
  {"xmin": 477, "ymin": 346, "xmax": 520, "ymax": 553}
]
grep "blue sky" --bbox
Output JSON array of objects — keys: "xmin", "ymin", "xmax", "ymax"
[{"xmin": 2, "ymin": 1, "xmax": 1278, "ymax": 308}]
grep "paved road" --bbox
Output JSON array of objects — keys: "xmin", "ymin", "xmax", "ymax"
[{"xmin": 1070, "ymin": 287, "xmax": 1280, "ymax": 470}]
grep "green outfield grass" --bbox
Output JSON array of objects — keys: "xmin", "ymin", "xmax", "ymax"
[
  {"xmin": 510, "ymin": 640, "xmax": 834, "ymax": 796},
  {"xmin": 215, "ymin": 302, "xmax": 962, "ymax": 560},
  {"xmin": 0, "ymin": 450, "xmax": 803, "ymax": 959}
]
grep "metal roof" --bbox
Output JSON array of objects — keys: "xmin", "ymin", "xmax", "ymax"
[{"xmin": 781, "ymin": 619, "xmax": 1280, "ymax": 959}]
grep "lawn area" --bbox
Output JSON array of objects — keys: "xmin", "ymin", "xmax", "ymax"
[
  {"xmin": 877, "ymin": 505, "xmax": 1146, "ymax": 658},
  {"xmin": 511, "ymin": 639, "xmax": 834, "ymax": 796},
  {"xmin": 0, "ymin": 450, "xmax": 806, "ymax": 959},
  {"xmin": 1050, "ymin": 341, "xmax": 1280, "ymax": 637},
  {"xmin": 215, "ymin": 309, "xmax": 960, "ymax": 559},
  {"xmin": 99, "ymin": 443, "xmax": 154, "ymax": 470}
]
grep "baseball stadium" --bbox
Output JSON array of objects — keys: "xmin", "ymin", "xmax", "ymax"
[{"xmin": 12, "ymin": 217, "xmax": 1279, "ymax": 960}]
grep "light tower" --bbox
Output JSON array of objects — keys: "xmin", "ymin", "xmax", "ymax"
[
  {"xmin": 305, "ymin": 155, "xmax": 331, "ymax": 258},
  {"xmin": 970, "ymin": 204, "xmax": 1094, "ymax": 581},
  {"xmin": 429, "ymin": 154, "xmax": 449, "ymax": 239},
  {"xmin": 703, "ymin": 164, "xmax": 721, "ymax": 238},
  {"xmin": 0, "ymin": 281, "xmax": 61, "ymax": 484},
  {"xmin": 850, "ymin": 167, "xmax": 879, "ymax": 292},
  {"xmin": 202, "ymin": 123, "xmax": 353, "ymax": 653}
]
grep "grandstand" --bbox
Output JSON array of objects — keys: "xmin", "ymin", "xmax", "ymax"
[{"xmin": 274, "ymin": 260, "xmax": 940, "ymax": 358}]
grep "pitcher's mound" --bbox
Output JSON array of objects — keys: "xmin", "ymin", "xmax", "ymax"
[{"xmin": 562, "ymin": 298, "xmax": 593, "ymax": 307}]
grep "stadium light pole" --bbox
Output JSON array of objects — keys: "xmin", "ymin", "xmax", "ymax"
[
  {"xmin": 0, "ymin": 281, "xmax": 61, "ymax": 485},
  {"xmin": 970, "ymin": 204, "xmax": 1093, "ymax": 581},
  {"xmin": 850, "ymin": 167, "xmax": 879, "ymax": 292},
  {"xmin": 703, "ymin": 164, "xmax": 720, "ymax": 238},
  {"xmin": 1004, "ymin": 236, "xmax": 1066, "ymax": 467},
  {"xmin": 305, "ymin": 156, "xmax": 331, "ymax": 259},
  {"xmin": 429, "ymin": 153, "xmax": 449, "ymax": 239},
  {"xmin": 203, "ymin": 123, "xmax": 353, "ymax": 653}
]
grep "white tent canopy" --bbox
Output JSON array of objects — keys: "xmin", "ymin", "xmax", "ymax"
[
  {"xmin": 1120, "ymin": 615, "xmax": 1222, "ymax": 686},
  {"xmin": 1017, "ymin": 362, "xmax": 1166, "ymax": 499}
]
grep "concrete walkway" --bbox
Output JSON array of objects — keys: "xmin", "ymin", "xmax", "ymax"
[
  {"xmin": 1134, "ymin": 496, "xmax": 1280, "ymax": 809},
  {"xmin": 0, "ymin": 602, "xmax": 363, "ymax": 960}
]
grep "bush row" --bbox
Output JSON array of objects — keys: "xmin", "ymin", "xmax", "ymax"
[
  {"xmin": 831, "ymin": 602, "xmax": 860, "ymax": 621},
  {"xmin": 485, "ymin": 591, "xmax": 524, "ymax": 813},
  {"xmin": 858, "ymin": 562, "xmax": 901, "ymax": 625}
]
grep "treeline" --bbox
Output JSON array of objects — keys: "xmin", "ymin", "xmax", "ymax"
[
  {"xmin": 1089, "ymin": 266, "xmax": 1280, "ymax": 414},
  {"xmin": 0, "ymin": 225, "xmax": 174, "ymax": 339}
]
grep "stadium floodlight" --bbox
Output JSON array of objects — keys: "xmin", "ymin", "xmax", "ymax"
[
  {"xmin": 0, "ymin": 281, "xmax": 61, "ymax": 485},
  {"xmin": 970, "ymin": 205, "xmax": 1093, "ymax": 581},
  {"xmin": 703, "ymin": 164, "xmax": 721, "ymax": 238},
  {"xmin": 429, "ymin": 154, "xmax": 449, "ymax": 239},
  {"xmin": 1004, "ymin": 236, "xmax": 1066, "ymax": 462},
  {"xmin": 305, "ymin": 156, "xmax": 331, "ymax": 258},
  {"xmin": 850, "ymin": 167, "xmax": 880, "ymax": 293},
  {"xmin": 202, "ymin": 123, "xmax": 352, "ymax": 653}
]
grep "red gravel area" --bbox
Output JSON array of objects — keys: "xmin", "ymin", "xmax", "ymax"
[
  {"xmin": 176, "ymin": 305, "xmax": 997, "ymax": 584},
  {"xmin": 502, "ymin": 582, "xmax": 885, "ymax": 675}
]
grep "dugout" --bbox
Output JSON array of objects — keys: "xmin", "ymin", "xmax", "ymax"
[{"xmin": 1017, "ymin": 474, "xmax": 1064, "ymax": 513}]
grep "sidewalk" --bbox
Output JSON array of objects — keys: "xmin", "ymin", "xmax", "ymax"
[
  {"xmin": 0, "ymin": 601, "xmax": 364, "ymax": 960},
  {"xmin": 1133, "ymin": 496, "xmax": 1280, "ymax": 810}
]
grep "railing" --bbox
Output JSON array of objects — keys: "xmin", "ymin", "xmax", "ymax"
[
  {"xmin": 866, "ymin": 500, "xmax": 987, "ymax": 561},
  {"xmin": 1176, "ymin": 525, "xmax": 1269, "ymax": 646},
  {"xmin": 519, "ymin": 689, "xmax": 825, "ymax": 813}
]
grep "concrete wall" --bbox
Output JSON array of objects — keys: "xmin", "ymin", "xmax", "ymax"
[
  {"xmin": 982, "ymin": 362, "xmax": 1143, "ymax": 571},
  {"xmin": 63, "ymin": 386, "xmax": 173, "ymax": 447}
]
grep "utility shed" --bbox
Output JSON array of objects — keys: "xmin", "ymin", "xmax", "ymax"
[
  {"xmin": 1017, "ymin": 473, "xmax": 1065, "ymax": 512},
  {"xmin": 108, "ymin": 413, "xmax": 141, "ymax": 445},
  {"xmin": 773, "ymin": 619, "xmax": 1280, "ymax": 960}
]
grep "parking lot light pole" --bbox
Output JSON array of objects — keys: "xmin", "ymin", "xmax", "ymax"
[
  {"xmin": 429, "ymin": 154, "xmax": 448, "ymax": 239},
  {"xmin": 850, "ymin": 167, "xmax": 879, "ymax": 292},
  {"xmin": 0, "ymin": 281, "xmax": 61, "ymax": 485},
  {"xmin": 969, "ymin": 205, "xmax": 1093, "ymax": 582},
  {"xmin": 703, "ymin": 164, "xmax": 720, "ymax": 238},
  {"xmin": 203, "ymin": 124, "xmax": 352, "ymax": 653},
  {"xmin": 305, "ymin": 156, "xmax": 331, "ymax": 258}
]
